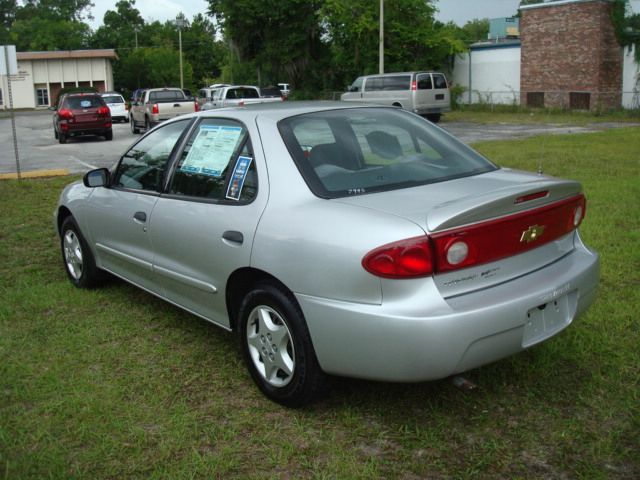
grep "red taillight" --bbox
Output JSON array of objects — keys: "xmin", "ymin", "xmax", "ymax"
[
  {"xmin": 363, "ymin": 194, "xmax": 587, "ymax": 278},
  {"xmin": 362, "ymin": 236, "xmax": 434, "ymax": 279},
  {"xmin": 58, "ymin": 109, "xmax": 74, "ymax": 120},
  {"xmin": 152, "ymin": 103, "xmax": 159, "ymax": 114},
  {"xmin": 431, "ymin": 194, "xmax": 587, "ymax": 273},
  {"xmin": 194, "ymin": 101, "xmax": 200, "ymax": 112},
  {"xmin": 411, "ymin": 80, "xmax": 417, "ymax": 91},
  {"xmin": 97, "ymin": 106, "xmax": 110, "ymax": 116}
]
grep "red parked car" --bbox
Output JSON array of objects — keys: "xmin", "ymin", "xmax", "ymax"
[{"xmin": 52, "ymin": 93, "xmax": 113, "ymax": 144}]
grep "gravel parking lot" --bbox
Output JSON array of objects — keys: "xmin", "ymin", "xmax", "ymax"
[{"xmin": 0, "ymin": 109, "xmax": 635, "ymax": 176}]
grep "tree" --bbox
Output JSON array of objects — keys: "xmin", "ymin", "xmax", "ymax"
[
  {"xmin": 8, "ymin": 0, "xmax": 93, "ymax": 50},
  {"xmin": 322, "ymin": 0, "xmax": 466, "ymax": 89},
  {"xmin": 459, "ymin": 18, "xmax": 490, "ymax": 44},
  {"xmin": 207, "ymin": 0, "xmax": 327, "ymax": 88}
]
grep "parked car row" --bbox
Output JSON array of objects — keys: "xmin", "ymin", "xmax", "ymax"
[{"xmin": 200, "ymin": 85, "xmax": 284, "ymax": 110}]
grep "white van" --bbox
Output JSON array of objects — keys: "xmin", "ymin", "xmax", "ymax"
[{"xmin": 340, "ymin": 71, "xmax": 450, "ymax": 122}]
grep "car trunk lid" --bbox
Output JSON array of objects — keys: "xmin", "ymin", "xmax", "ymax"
[{"xmin": 338, "ymin": 169, "xmax": 585, "ymax": 297}]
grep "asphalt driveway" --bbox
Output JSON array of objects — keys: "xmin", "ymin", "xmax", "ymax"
[{"xmin": 0, "ymin": 110, "xmax": 636, "ymax": 176}]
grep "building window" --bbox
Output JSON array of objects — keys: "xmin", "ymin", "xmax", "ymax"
[
  {"xmin": 527, "ymin": 92, "xmax": 544, "ymax": 108},
  {"xmin": 36, "ymin": 87, "xmax": 49, "ymax": 106},
  {"xmin": 569, "ymin": 92, "xmax": 590, "ymax": 110}
]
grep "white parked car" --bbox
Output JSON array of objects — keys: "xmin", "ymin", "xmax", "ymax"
[{"xmin": 100, "ymin": 92, "xmax": 128, "ymax": 123}]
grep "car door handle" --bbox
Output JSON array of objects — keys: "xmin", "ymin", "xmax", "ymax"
[
  {"xmin": 222, "ymin": 230, "xmax": 243, "ymax": 244},
  {"xmin": 133, "ymin": 211, "xmax": 147, "ymax": 223}
]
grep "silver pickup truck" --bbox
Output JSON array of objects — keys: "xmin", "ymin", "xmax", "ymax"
[
  {"xmin": 130, "ymin": 88, "xmax": 199, "ymax": 133},
  {"xmin": 201, "ymin": 85, "xmax": 283, "ymax": 110}
]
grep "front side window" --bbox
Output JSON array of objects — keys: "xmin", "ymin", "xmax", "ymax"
[
  {"xmin": 168, "ymin": 118, "xmax": 257, "ymax": 203},
  {"xmin": 279, "ymin": 107, "xmax": 497, "ymax": 199},
  {"xmin": 365, "ymin": 77, "xmax": 384, "ymax": 92},
  {"xmin": 349, "ymin": 77, "xmax": 363, "ymax": 92},
  {"xmin": 113, "ymin": 119, "xmax": 190, "ymax": 192}
]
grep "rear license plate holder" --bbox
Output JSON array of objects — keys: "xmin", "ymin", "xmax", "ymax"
[{"xmin": 522, "ymin": 293, "xmax": 573, "ymax": 347}]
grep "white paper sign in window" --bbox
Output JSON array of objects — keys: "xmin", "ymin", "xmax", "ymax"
[{"xmin": 180, "ymin": 124, "xmax": 243, "ymax": 177}]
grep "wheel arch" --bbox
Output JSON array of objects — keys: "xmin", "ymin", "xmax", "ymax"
[
  {"xmin": 56, "ymin": 205, "xmax": 73, "ymax": 234},
  {"xmin": 226, "ymin": 267, "xmax": 297, "ymax": 332}
]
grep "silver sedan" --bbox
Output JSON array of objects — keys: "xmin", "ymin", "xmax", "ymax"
[{"xmin": 55, "ymin": 103, "xmax": 600, "ymax": 407}]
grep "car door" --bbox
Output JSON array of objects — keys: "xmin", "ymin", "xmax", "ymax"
[
  {"xmin": 149, "ymin": 117, "xmax": 268, "ymax": 328},
  {"xmin": 85, "ymin": 119, "xmax": 192, "ymax": 293}
]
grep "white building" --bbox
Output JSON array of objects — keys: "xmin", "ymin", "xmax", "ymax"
[
  {"xmin": 452, "ymin": 35, "xmax": 639, "ymax": 110},
  {"xmin": 1, "ymin": 49, "xmax": 117, "ymax": 110},
  {"xmin": 452, "ymin": 40, "xmax": 522, "ymax": 106}
]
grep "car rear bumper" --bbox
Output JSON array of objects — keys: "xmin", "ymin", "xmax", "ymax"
[{"xmin": 297, "ymin": 238, "xmax": 599, "ymax": 382}]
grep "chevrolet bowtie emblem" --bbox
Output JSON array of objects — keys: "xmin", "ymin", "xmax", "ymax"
[{"xmin": 520, "ymin": 224, "xmax": 546, "ymax": 243}]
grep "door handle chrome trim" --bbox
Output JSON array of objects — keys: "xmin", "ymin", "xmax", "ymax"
[
  {"xmin": 222, "ymin": 230, "xmax": 243, "ymax": 244},
  {"xmin": 133, "ymin": 211, "xmax": 147, "ymax": 222}
]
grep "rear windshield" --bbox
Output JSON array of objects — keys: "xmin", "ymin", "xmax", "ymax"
[
  {"xmin": 102, "ymin": 95, "xmax": 125, "ymax": 104},
  {"xmin": 226, "ymin": 88, "xmax": 260, "ymax": 99},
  {"xmin": 64, "ymin": 96, "xmax": 104, "ymax": 109},
  {"xmin": 149, "ymin": 90, "xmax": 186, "ymax": 101},
  {"xmin": 278, "ymin": 107, "xmax": 497, "ymax": 199}
]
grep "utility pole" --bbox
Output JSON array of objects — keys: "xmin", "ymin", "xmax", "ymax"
[
  {"xmin": 176, "ymin": 17, "xmax": 185, "ymax": 89},
  {"xmin": 379, "ymin": 0, "xmax": 384, "ymax": 74},
  {"xmin": 2, "ymin": 45, "xmax": 20, "ymax": 179}
]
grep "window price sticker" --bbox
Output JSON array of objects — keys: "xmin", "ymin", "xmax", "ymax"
[{"xmin": 226, "ymin": 156, "xmax": 253, "ymax": 200}]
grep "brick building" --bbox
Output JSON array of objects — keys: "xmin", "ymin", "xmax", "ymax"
[{"xmin": 520, "ymin": 0, "xmax": 622, "ymax": 110}]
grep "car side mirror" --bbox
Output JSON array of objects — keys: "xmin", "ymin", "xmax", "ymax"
[
  {"xmin": 348, "ymin": 86, "xmax": 359, "ymax": 92},
  {"xmin": 83, "ymin": 168, "xmax": 110, "ymax": 188}
]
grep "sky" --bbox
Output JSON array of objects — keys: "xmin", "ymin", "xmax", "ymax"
[{"xmin": 87, "ymin": 0, "xmax": 640, "ymax": 29}]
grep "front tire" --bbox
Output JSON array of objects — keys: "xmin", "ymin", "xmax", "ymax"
[
  {"xmin": 60, "ymin": 216, "xmax": 104, "ymax": 288},
  {"xmin": 238, "ymin": 282, "xmax": 327, "ymax": 407}
]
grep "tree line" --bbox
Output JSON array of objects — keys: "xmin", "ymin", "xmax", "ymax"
[{"xmin": 1, "ymin": 0, "xmax": 637, "ymax": 98}]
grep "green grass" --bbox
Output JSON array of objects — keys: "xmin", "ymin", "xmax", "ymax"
[
  {"xmin": 1, "ymin": 127, "xmax": 639, "ymax": 479},
  {"xmin": 444, "ymin": 105, "xmax": 640, "ymax": 125}
]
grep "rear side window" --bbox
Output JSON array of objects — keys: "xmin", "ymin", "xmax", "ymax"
[
  {"xmin": 279, "ymin": 107, "xmax": 496, "ymax": 198},
  {"xmin": 383, "ymin": 75, "xmax": 411, "ymax": 90},
  {"xmin": 169, "ymin": 118, "xmax": 257, "ymax": 203},
  {"xmin": 433, "ymin": 74, "xmax": 448, "ymax": 89},
  {"xmin": 114, "ymin": 119, "xmax": 190, "ymax": 192}
]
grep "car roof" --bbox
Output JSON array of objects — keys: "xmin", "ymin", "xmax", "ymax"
[{"xmin": 189, "ymin": 101, "xmax": 387, "ymax": 123}]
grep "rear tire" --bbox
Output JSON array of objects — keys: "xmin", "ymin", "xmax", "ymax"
[
  {"xmin": 131, "ymin": 117, "xmax": 140, "ymax": 134},
  {"xmin": 238, "ymin": 281, "xmax": 327, "ymax": 407},
  {"xmin": 104, "ymin": 129, "xmax": 113, "ymax": 141},
  {"xmin": 145, "ymin": 117, "xmax": 151, "ymax": 131},
  {"xmin": 58, "ymin": 133, "xmax": 67, "ymax": 144},
  {"xmin": 60, "ymin": 216, "xmax": 105, "ymax": 288},
  {"xmin": 426, "ymin": 113, "xmax": 441, "ymax": 123}
]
